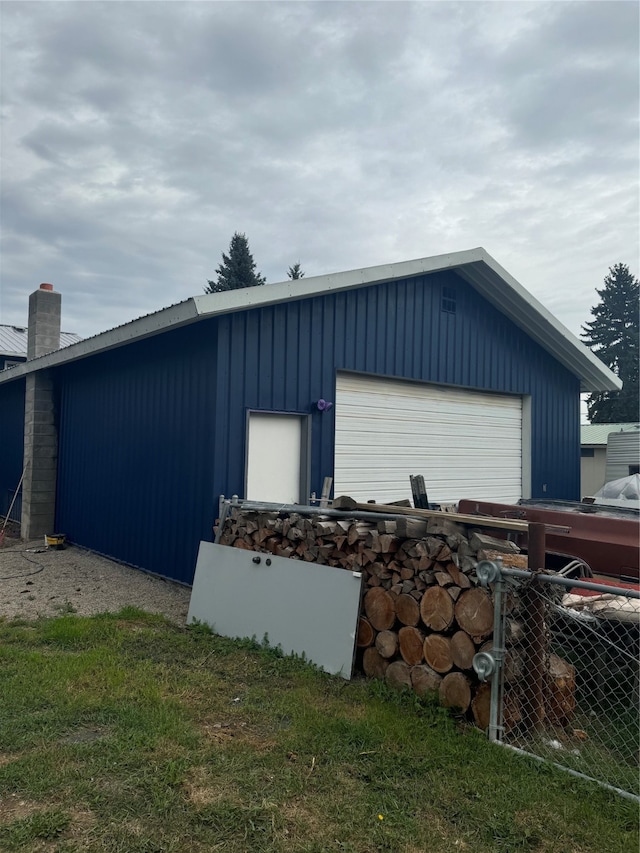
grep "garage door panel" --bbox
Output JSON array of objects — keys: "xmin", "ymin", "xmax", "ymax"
[{"xmin": 334, "ymin": 373, "xmax": 523, "ymax": 504}]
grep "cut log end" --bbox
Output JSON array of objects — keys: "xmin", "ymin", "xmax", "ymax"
[
  {"xmin": 362, "ymin": 647, "xmax": 390, "ymax": 680},
  {"xmin": 398, "ymin": 626, "xmax": 425, "ymax": 666},
  {"xmin": 411, "ymin": 664, "xmax": 443, "ymax": 696},
  {"xmin": 423, "ymin": 633, "xmax": 453, "ymax": 674},
  {"xmin": 454, "ymin": 588, "xmax": 494, "ymax": 640},
  {"xmin": 439, "ymin": 672, "xmax": 472, "ymax": 713},
  {"xmin": 364, "ymin": 587, "xmax": 396, "ymax": 631},
  {"xmin": 420, "ymin": 585, "xmax": 455, "ymax": 632},
  {"xmin": 385, "ymin": 660, "xmax": 412, "ymax": 691}
]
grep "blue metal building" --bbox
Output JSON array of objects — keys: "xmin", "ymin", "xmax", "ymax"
[{"xmin": 0, "ymin": 249, "xmax": 620, "ymax": 583}]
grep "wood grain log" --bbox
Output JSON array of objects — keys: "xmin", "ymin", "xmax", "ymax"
[
  {"xmin": 503, "ymin": 690, "xmax": 523, "ymax": 733},
  {"xmin": 454, "ymin": 588, "xmax": 494, "ymax": 641},
  {"xmin": 444, "ymin": 561, "xmax": 463, "ymax": 585},
  {"xmin": 469, "ymin": 531, "xmax": 520, "ymax": 554},
  {"xmin": 545, "ymin": 654, "xmax": 576, "ymax": 725},
  {"xmin": 364, "ymin": 588, "xmax": 396, "ymax": 631},
  {"xmin": 423, "ymin": 633, "xmax": 453, "ymax": 673},
  {"xmin": 385, "ymin": 660, "xmax": 412, "ymax": 691},
  {"xmin": 395, "ymin": 517, "xmax": 429, "ymax": 539},
  {"xmin": 356, "ymin": 617, "xmax": 374, "ymax": 648},
  {"xmin": 398, "ymin": 626, "xmax": 425, "ymax": 666},
  {"xmin": 375, "ymin": 630, "xmax": 398, "ymax": 659},
  {"xmin": 395, "ymin": 593, "xmax": 420, "ymax": 627},
  {"xmin": 411, "ymin": 664, "xmax": 443, "ymax": 696},
  {"xmin": 420, "ymin": 586, "xmax": 455, "ymax": 632},
  {"xmin": 478, "ymin": 640, "xmax": 525, "ymax": 685},
  {"xmin": 478, "ymin": 548, "xmax": 529, "ymax": 569},
  {"xmin": 436, "ymin": 543, "xmax": 452, "ymax": 563},
  {"xmin": 471, "ymin": 682, "xmax": 491, "ymax": 730},
  {"xmin": 379, "ymin": 534, "xmax": 399, "ymax": 554},
  {"xmin": 450, "ymin": 630, "xmax": 476, "ymax": 670},
  {"xmin": 425, "ymin": 537, "xmax": 445, "ymax": 558},
  {"xmin": 362, "ymin": 647, "xmax": 389, "ymax": 679},
  {"xmin": 439, "ymin": 672, "xmax": 472, "ymax": 712}
]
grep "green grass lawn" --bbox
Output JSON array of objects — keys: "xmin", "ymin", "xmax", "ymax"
[{"xmin": 0, "ymin": 608, "xmax": 636, "ymax": 853}]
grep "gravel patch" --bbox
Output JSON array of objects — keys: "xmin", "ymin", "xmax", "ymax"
[{"xmin": 0, "ymin": 535, "xmax": 191, "ymax": 624}]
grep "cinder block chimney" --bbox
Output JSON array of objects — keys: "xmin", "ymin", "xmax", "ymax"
[
  {"xmin": 27, "ymin": 283, "xmax": 61, "ymax": 359},
  {"xmin": 21, "ymin": 283, "xmax": 62, "ymax": 541}
]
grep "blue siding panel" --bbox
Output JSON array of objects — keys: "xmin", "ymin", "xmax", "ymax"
[
  {"xmin": 55, "ymin": 322, "xmax": 218, "ymax": 583},
  {"xmin": 0, "ymin": 379, "xmax": 25, "ymax": 519}
]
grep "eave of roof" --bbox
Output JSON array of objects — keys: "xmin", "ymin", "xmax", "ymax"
[
  {"xmin": 0, "ymin": 248, "xmax": 620, "ymax": 393},
  {"xmin": 581, "ymin": 423, "xmax": 640, "ymax": 445}
]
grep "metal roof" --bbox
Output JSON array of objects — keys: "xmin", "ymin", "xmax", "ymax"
[
  {"xmin": 0, "ymin": 324, "xmax": 82, "ymax": 357},
  {"xmin": 0, "ymin": 248, "xmax": 621, "ymax": 393},
  {"xmin": 581, "ymin": 423, "xmax": 640, "ymax": 446}
]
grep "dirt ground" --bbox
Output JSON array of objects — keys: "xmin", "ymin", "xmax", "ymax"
[{"xmin": 0, "ymin": 523, "xmax": 191, "ymax": 624}]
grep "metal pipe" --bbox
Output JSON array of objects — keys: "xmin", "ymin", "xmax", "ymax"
[
  {"xmin": 488, "ymin": 568, "xmax": 505, "ymax": 743},
  {"xmin": 522, "ymin": 523, "xmax": 546, "ymax": 732},
  {"xmin": 496, "ymin": 742, "xmax": 639, "ymax": 803},
  {"xmin": 214, "ymin": 500, "xmax": 231, "ymax": 545},
  {"xmin": 229, "ymin": 499, "xmax": 433, "ymax": 525},
  {"xmin": 500, "ymin": 567, "xmax": 640, "ymax": 599}
]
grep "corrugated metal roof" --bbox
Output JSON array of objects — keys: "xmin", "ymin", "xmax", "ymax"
[
  {"xmin": 0, "ymin": 248, "xmax": 621, "ymax": 393},
  {"xmin": 0, "ymin": 325, "xmax": 28, "ymax": 355},
  {"xmin": 0, "ymin": 325, "xmax": 81, "ymax": 357},
  {"xmin": 581, "ymin": 423, "xmax": 640, "ymax": 445}
]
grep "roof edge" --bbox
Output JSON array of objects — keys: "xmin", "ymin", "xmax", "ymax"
[
  {"xmin": 192, "ymin": 248, "xmax": 487, "ymax": 317},
  {"xmin": 0, "ymin": 247, "xmax": 621, "ymax": 394},
  {"xmin": 0, "ymin": 299, "xmax": 199, "ymax": 385},
  {"xmin": 456, "ymin": 254, "xmax": 622, "ymax": 394}
]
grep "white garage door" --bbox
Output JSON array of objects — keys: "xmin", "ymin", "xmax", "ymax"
[{"xmin": 334, "ymin": 373, "xmax": 524, "ymax": 505}]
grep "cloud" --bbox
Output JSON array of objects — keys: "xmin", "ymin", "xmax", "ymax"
[{"xmin": 0, "ymin": 1, "xmax": 637, "ymax": 340}]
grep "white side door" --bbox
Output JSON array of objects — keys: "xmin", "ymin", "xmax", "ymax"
[{"xmin": 246, "ymin": 413, "xmax": 307, "ymax": 504}]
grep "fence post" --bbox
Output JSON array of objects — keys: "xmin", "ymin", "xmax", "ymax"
[{"xmin": 522, "ymin": 522, "xmax": 546, "ymax": 732}]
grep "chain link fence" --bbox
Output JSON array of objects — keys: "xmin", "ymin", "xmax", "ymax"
[{"xmin": 474, "ymin": 562, "xmax": 639, "ymax": 801}]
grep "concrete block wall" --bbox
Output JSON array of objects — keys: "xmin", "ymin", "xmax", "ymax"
[
  {"xmin": 27, "ymin": 285, "xmax": 61, "ymax": 359},
  {"xmin": 21, "ymin": 284, "xmax": 62, "ymax": 540},
  {"xmin": 21, "ymin": 372, "xmax": 58, "ymax": 539}
]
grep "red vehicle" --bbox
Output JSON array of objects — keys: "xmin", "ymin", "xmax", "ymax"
[{"xmin": 457, "ymin": 498, "xmax": 639, "ymax": 584}]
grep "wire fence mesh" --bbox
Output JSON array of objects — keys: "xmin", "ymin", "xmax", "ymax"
[{"xmin": 497, "ymin": 572, "xmax": 639, "ymax": 799}]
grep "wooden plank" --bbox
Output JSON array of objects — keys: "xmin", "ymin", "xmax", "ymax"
[
  {"xmin": 339, "ymin": 500, "xmax": 568, "ymax": 533},
  {"xmin": 319, "ymin": 476, "xmax": 333, "ymax": 509},
  {"xmin": 410, "ymin": 474, "xmax": 429, "ymax": 510}
]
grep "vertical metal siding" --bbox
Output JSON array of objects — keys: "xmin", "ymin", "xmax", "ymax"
[
  {"xmin": 53, "ymin": 268, "xmax": 580, "ymax": 585},
  {"xmin": 213, "ymin": 270, "xmax": 580, "ymax": 509},
  {"xmin": 0, "ymin": 379, "xmax": 25, "ymax": 518},
  {"xmin": 56, "ymin": 321, "xmax": 218, "ymax": 583}
]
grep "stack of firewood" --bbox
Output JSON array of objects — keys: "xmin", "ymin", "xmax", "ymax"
[{"xmin": 216, "ymin": 504, "xmax": 574, "ymax": 731}]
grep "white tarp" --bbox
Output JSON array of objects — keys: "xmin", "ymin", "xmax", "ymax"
[{"xmin": 595, "ymin": 473, "xmax": 640, "ymax": 501}]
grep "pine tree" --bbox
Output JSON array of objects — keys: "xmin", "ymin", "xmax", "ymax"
[
  {"xmin": 581, "ymin": 263, "xmax": 639, "ymax": 423},
  {"xmin": 205, "ymin": 232, "xmax": 266, "ymax": 293},
  {"xmin": 287, "ymin": 262, "xmax": 304, "ymax": 280}
]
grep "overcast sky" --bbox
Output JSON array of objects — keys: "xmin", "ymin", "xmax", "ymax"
[{"xmin": 0, "ymin": 1, "xmax": 638, "ymax": 342}]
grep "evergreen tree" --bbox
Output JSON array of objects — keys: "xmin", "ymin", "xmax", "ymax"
[
  {"xmin": 581, "ymin": 263, "xmax": 639, "ymax": 423},
  {"xmin": 205, "ymin": 232, "xmax": 266, "ymax": 293},
  {"xmin": 287, "ymin": 262, "xmax": 305, "ymax": 280}
]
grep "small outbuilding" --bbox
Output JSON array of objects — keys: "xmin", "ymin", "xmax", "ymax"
[
  {"xmin": 0, "ymin": 248, "xmax": 620, "ymax": 583},
  {"xmin": 580, "ymin": 423, "xmax": 640, "ymax": 497}
]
